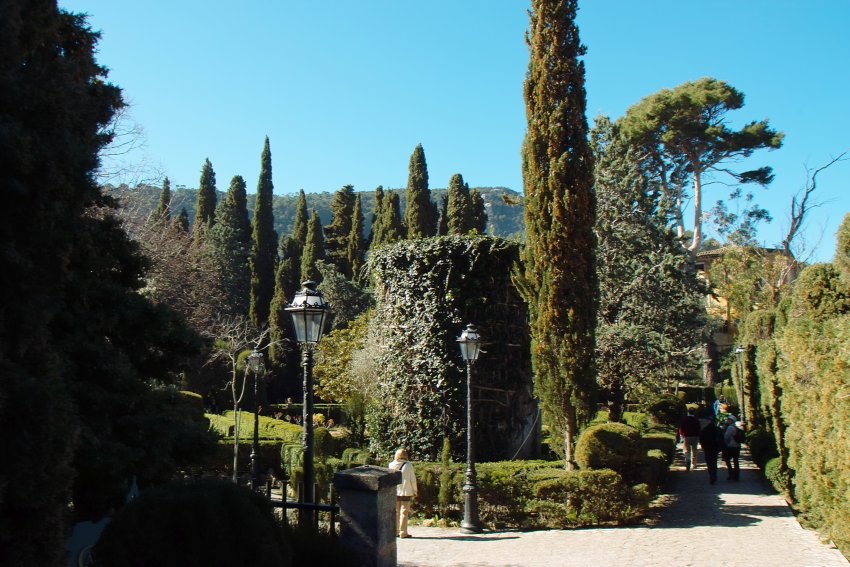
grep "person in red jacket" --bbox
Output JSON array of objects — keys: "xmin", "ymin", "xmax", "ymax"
[{"xmin": 678, "ymin": 407, "xmax": 702, "ymax": 470}]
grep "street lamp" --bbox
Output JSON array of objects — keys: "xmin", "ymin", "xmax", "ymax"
[
  {"xmin": 285, "ymin": 281, "xmax": 330, "ymax": 516},
  {"xmin": 734, "ymin": 345, "xmax": 747, "ymax": 422},
  {"xmin": 247, "ymin": 350, "xmax": 264, "ymax": 491},
  {"xmin": 457, "ymin": 323, "xmax": 483, "ymax": 534}
]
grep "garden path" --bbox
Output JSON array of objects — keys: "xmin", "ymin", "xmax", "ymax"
[{"xmin": 396, "ymin": 446, "xmax": 848, "ymax": 567}]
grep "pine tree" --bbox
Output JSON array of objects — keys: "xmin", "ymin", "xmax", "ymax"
[
  {"xmin": 193, "ymin": 158, "xmax": 217, "ymax": 241},
  {"xmin": 155, "ymin": 177, "xmax": 172, "ymax": 220},
  {"xmin": 208, "ymin": 175, "xmax": 252, "ymax": 316},
  {"xmin": 404, "ymin": 144, "xmax": 437, "ymax": 238},
  {"xmin": 374, "ymin": 192, "xmax": 405, "ymax": 246},
  {"xmin": 469, "ymin": 190, "xmax": 488, "ymax": 234},
  {"xmin": 368, "ymin": 185, "xmax": 385, "ymax": 245},
  {"xmin": 300, "ymin": 210, "xmax": 325, "ymax": 283},
  {"xmin": 446, "ymin": 173, "xmax": 472, "ymax": 235},
  {"xmin": 324, "ymin": 185, "xmax": 356, "ymax": 277},
  {"xmin": 249, "ymin": 137, "xmax": 278, "ymax": 328},
  {"xmin": 519, "ymin": 0, "xmax": 597, "ymax": 469},
  {"xmin": 347, "ymin": 194, "xmax": 367, "ymax": 279}
]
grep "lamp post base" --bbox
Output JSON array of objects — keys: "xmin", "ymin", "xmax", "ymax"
[{"xmin": 459, "ymin": 482, "xmax": 482, "ymax": 534}]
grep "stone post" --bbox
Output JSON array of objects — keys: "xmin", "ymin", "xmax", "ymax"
[{"xmin": 333, "ymin": 465, "xmax": 401, "ymax": 567}]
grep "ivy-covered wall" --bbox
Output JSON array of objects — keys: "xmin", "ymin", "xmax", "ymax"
[{"xmin": 365, "ymin": 235, "xmax": 537, "ymax": 462}]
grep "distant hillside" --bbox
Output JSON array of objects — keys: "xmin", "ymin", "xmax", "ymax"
[{"xmin": 106, "ymin": 184, "xmax": 525, "ymax": 240}]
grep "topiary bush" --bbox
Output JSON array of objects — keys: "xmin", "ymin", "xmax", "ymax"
[
  {"xmin": 765, "ymin": 457, "xmax": 791, "ymax": 496},
  {"xmin": 574, "ymin": 422, "xmax": 644, "ymax": 481},
  {"xmin": 746, "ymin": 427, "xmax": 779, "ymax": 469},
  {"xmin": 645, "ymin": 395, "xmax": 686, "ymax": 427},
  {"xmin": 91, "ymin": 480, "xmax": 291, "ymax": 567}
]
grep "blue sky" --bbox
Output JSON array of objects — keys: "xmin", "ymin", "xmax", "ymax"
[{"xmin": 59, "ymin": 1, "xmax": 849, "ymax": 262}]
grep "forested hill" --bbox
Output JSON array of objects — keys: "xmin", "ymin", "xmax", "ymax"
[{"xmin": 106, "ymin": 184, "xmax": 526, "ymax": 239}]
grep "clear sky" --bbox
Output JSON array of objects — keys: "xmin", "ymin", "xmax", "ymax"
[{"xmin": 59, "ymin": 0, "xmax": 849, "ymax": 262}]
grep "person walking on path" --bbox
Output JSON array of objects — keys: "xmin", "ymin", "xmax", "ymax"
[
  {"xmin": 678, "ymin": 407, "xmax": 702, "ymax": 470},
  {"xmin": 389, "ymin": 448, "xmax": 418, "ymax": 538},
  {"xmin": 698, "ymin": 418, "xmax": 723, "ymax": 484},
  {"xmin": 722, "ymin": 415, "xmax": 743, "ymax": 480}
]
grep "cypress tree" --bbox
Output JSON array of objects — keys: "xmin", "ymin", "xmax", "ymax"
[
  {"xmin": 155, "ymin": 177, "xmax": 172, "ymax": 221},
  {"xmin": 519, "ymin": 0, "xmax": 597, "ymax": 469},
  {"xmin": 269, "ymin": 236, "xmax": 301, "ymax": 364},
  {"xmin": 436, "ymin": 195, "xmax": 448, "ymax": 236},
  {"xmin": 193, "ymin": 158, "xmax": 217, "ymax": 241},
  {"xmin": 368, "ymin": 185, "xmax": 385, "ymax": 245},
  {"xmin": 374, "ymin": 192, "xmax": 405, "ymax": 246},
  {"xmin": 208, "ymin": 175, "xmax": 252, "ymax": 316},
  {"xmin": 249, "ymin": 137, "xmax": 278, "ymax": 328},
  {"xmin": 324, "ymin": 185, "xmax": 356, "ymax": 277},
  {"xmin": 300, "ymin": 210, "xmax": 325, "ymax": 283},
  {"xmin": 446, "ymin": 173, "xmax": 472, "ymax": 235},
  {"xmin": 292, "ymin": 189, "xmax": 308, "ymax": 247},
  {"xmin": 469, "ymin": 189, "xmax": 488, "ymax": 234},
  {"xmin": 347, "ymin": 194, "xmax": 367, "ymax": 279},
  {"xmin": 404, "ymin": 144, "xmax": 436, "ymax": 238},
  {"xmin": 173, "ymin": 208, "xmax": 190, "ymax": 233}
]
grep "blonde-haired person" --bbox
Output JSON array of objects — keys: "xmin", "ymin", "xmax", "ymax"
[{"xmin": 388, "ymin": 449, "xmax": 418, "ymax": 538}]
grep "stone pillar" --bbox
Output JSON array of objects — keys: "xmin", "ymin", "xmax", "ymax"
[{"xmin": 333, "ymin": 465, "xmax": 401, "ymax": 567}]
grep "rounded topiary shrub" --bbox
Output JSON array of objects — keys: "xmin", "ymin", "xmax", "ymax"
[
  {"xmin": 646, "ymin": 395, "xmax": 686, "ymax": 427},
  {"xmin": 765, "ymin": 457, "xmax": 791, "ymax": 496},
  {"xmin": 575, "ymin": 422, "xmax": 644, "ymax": 480},
  {"xmin": 91, "ymin": 480, "xmax": 291, "ymax": 567},
  {"xmin": 746, "ymin": 427, "xmax": 779, "ymax": 468}
]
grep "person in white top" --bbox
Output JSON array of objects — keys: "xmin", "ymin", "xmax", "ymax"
[{"xmin": 388, "ymin": 448, "xmax": 418, "ymax": 538}]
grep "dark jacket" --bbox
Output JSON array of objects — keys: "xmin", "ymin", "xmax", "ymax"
[
  {"xmin": 699, "ymin": 422, "xmax": 723, "ymax": 455},
  {"xmin": 679, "ymin": 414, "xmax": 701, "ymax": 438}
]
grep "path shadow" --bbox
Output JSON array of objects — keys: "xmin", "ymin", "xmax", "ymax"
[{"xmin": 409, "ymin": 533, "xmax": 521, "ymax": 542}]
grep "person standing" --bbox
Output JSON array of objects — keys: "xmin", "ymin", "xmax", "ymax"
[
  {"xmin": 389, "ymin": 448, "xmax": 418, "ymax": 538},
  {"xmin": 722, "ymin": 415, "xmax": 742, "ymax": 480},
  {"xmin": 678, "ymin": 407, "xmax": 702, "ymax": 470},
  {"xmin": 699, "ymin": 418, "xmax": 723, "ymax": 484}
]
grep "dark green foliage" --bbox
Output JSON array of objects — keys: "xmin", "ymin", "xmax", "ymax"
[
  {"xmin": 91, "ymin": 480, "xmax": 291, "ymax": 567},
  {"xmin": 173, "ymin": 208, "xmax": 190, "ymax": 233},
  {"xmin": 574, "ymin": 423, "xmax": 644, "ymax": 481},
  {"xmin": 373, "ymin": 191, "xmax": 405, "ymax": 246},
  {"xmin": 518, "ymin": 0, "xmax": 597, "ymax": 468},
  {"xmin": 346, "ymin": 194, "xmax": 368, "ymax": 280},
  {"xmin": 447, "ymin": 173, "xmax": 473, "ymax": 235},
  {"xmin": 404, "ymin": 144, "xmax": 437, "ymax": 238},
  {"xmin": 645, "ymin": 395, "xmax": 687, "ymax": 427},
  {"xmin": 592, "ymin": 116, "xmax": 707, "ymax": 419},
  {"xmin": 765, "ymin": 457, "xmax": 791, "ymax": 496},
  {"xmin": 155, "ymin": 177, "xmax": 171, "ymax": 220},
  {"xmin": 324, "ymin": 184, "xmax": 356, "ymax": 277},
  {"xmin": 269, "ymin": 236, "xmax": 301, "ymax": 364},
  {"xmin": 745, "ymin": 427, "xmax": 779, "ymax": 469},
  {"xmin": 436, "ymin": 194, "xmax": 449, "ymax": 236},
  {"xmin": 249, "ymin": 137, "xmax": 279, "ymax": 328},
  {"xmin": 300, "ymin": 210, "xmax": 325, "ymax": 283},
  {"xmin": 193, "ymin": 158, "xmax": 217, "ymax": 240},
  {"xmin": 366, "ymin": 236, "xmax": 534, "ymax": 461},
  {"xmin": 292, "ymin": 189, "xmax": 308, "ymax": 247},
  {"xmin": 469, "ymin": 189, "xmax": 488, "ymax": 234},
  {"xmin": 368, "ymin": 185, "xmax": 385, "ymax": 244},
  {"xmin": 316, "ymin": 261, "xmax": 373, "ymax": 330},
  {"xmin": 208, "ymin": 175, "xmax": 252, "ymax": 316},
  {"xmin": 438, "ymin": 437, "xmax": 453, "ymax": 516}
]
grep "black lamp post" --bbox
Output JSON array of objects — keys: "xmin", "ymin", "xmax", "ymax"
[
  {"xmin": 457, "ymin": 323, "xmax": 483, "ymax": 534},
  {"xmin": 247, "ymin": 350, "xmax": 264, "ymax": 491},
  {"xmin": 285, "ymin": 281, "xmax": 330, "ymax": 517},
  {"xmin": 734, "ymin": 345, "xmax": 746, "ymax": 422}
]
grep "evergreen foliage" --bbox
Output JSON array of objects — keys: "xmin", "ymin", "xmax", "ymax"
[
  {"xmin": 591, "ymin": 116, "xmax": 706, "ymax": 421},
  {"xmin": 193, "ymin": 158, "xmax": 217, "ymax": 240},
  {"xmin": 368, "ymin": 185, "xmax": 385, "ymax": 245},
  {"xmin": 470, "ymin": 189, "xmax": 488, "ymax": 234},
  {"xmin": 447, "ymin": 173, "xmax": 473, "ymax": 235},
  {"xmin": 173, "ymin": 207, "xmax": 190, "ymax": 233},
  {"xmin": 404, "ymin": 144, "xmax": 437, "ymax": 238},
  {"xmin": 155, "ymin": 177, "xmax": 171, "ymax": 220},
  {"xmin": 268, "ymin": 236, "xmax": 301, "ymax": 365},
  {"xmin": 249, "ymin": 137, "xmax": 278, "ymax": 328},
  {"xmin": 300, "ymin": 210, "xmax": 325, "ymax": 283},
  {"xmin": 208, "ymin": 175, "xmax": 252, "ymax": 316},
  {"xmin": 292, "ymin": 189, "xmax": 309, "ymax": 247},
  {"xmin": 436, "ymin": 195, "xmax": 449, "ymax": 236},
  {"xmin": 373, "ymin": 191, "xmax": 405, "ymax": 246},
  {"xmin": 324, "ymin": 185, "xmax": 356, "ymax": 277},
  {"xmin": 834, "ymin": 213, "xmax": 850, "ymax": 282},
  {"xmin": 346, "ymin": 194, "xmax": 368, "ymax": 280},
  {"xmin": 518, "ymin": 0, "xmax": 598, "ymax": 468}
]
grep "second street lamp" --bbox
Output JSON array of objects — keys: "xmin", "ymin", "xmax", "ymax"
[
  {"xmin": 285, "ymin": 281, "xmax": 330, "ymax": 518},
  {"xmin": 457, "ymin": 323, "xmax": 483, "ymax": 534},
  {"xmin": 247, "ymin": 350, "xmax": 264, "ymax": 491}
]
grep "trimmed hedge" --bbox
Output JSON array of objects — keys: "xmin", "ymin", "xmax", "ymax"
[
  {"xmin": 765, "ymin": 457, "xmax": 791, "ymax": 496},
  {"xmin": 574, "ymin": 422, "xmax": 643, "ymax": 482}
]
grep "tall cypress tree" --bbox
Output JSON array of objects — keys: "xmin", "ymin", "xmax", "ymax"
[
  {"xmin": 324, "ymin": 184, "xmax": 356, "ymax": 277},
  {"xmin": 193, "ymin": 158, "xmax": 217, "ymax": 241},
  {"xmin": 155, "ymin": 177, "xmax": 172, "ymax": 221},
  {"xmin": 249, "ymin": 137, "xmax": 278, "ymax": 328},
  {"xmin": 368, "ymin": 185, "xmax": 385, "ymax": 246},
  {"xmin": 519, "ymin": 0, "xmax": 597, "ymax": 469},
  {"xmin": 436, "ymin": 195, "xmax": 449, "ymax": 236},
  {"xmin": 269, "ymin": 235, "xmax": 301, "ymax": 364},
  {"xmin": 300, "ymin": 210, "xmax": 325, "ymax": 283},
  {"xmin": 292, "ymin": 189, "xmax": 308, "ymax": 247},
  {"xmin": 374, "ymin": 192, "xmax": 405, "ymax": 246},
  {"xmin": 404, "ymin": 144, "xmax": 436, "ymax": 239},
  {"xmin": 446, "ymin": 173, "xmax": 472, "ymax": 235},
  {"xmin": 469, "ymin": 189, "xmax": 488, "ymax": 235},
  {"xmin": 347, "ymin": 194, "xmax": 367, "ymax": 279},
  {"xmin": 208, "ymin": 175, "xmax": 252, "ymax": 316}
]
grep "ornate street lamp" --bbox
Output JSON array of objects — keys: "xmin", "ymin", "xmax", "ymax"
[
  {"xmin": 457, "ymin": 323, "xmax": 483, "ymax": 534},
  {"xmin": 285, "ymin": 281, "xmax": 330, "ymax": 516},
  {"xmin": 734, "ymin": 345, "xmax": 747, "ymax": 422},
  {"xmin": 247, "ymin": 350, "xmax": 265, "ymax": 490}
]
